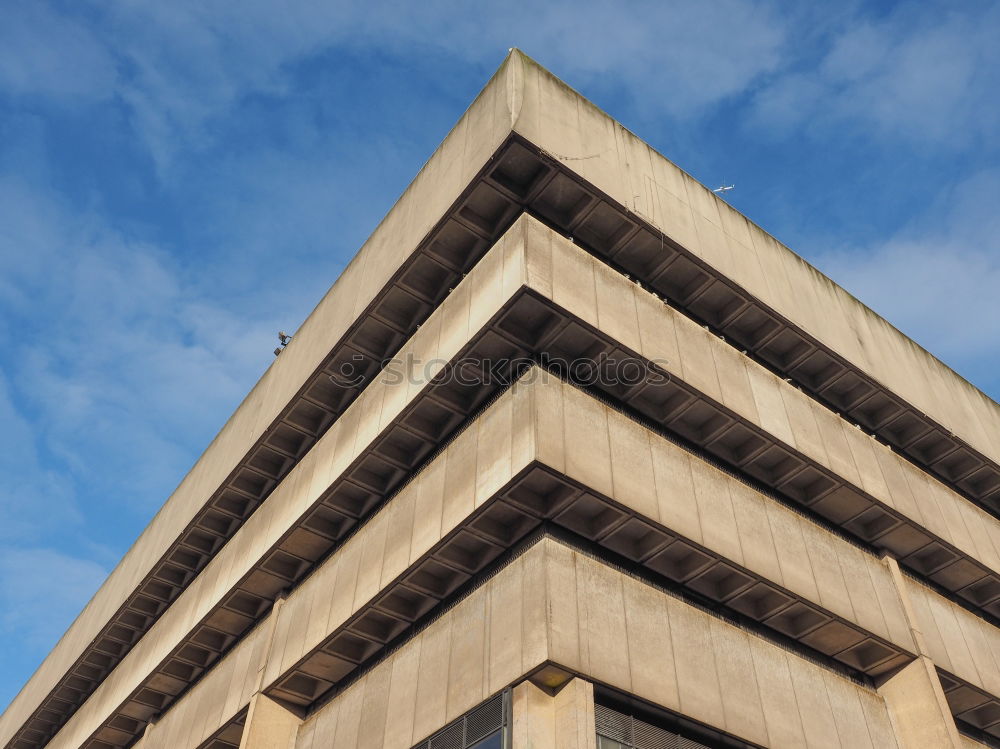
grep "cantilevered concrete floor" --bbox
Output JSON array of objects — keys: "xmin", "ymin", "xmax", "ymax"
[{"xmin": 4, "ymin": 50, "xmax": 1000, "ymax": 749}]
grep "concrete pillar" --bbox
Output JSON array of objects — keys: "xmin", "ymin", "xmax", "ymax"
[
  {"xmin": 878, "ymin": 656, "xmax": 963, "ymax": 749},
  {"xmin": 878, "ymin": 555, "xmax": 962, "ymax": 749},
  {"xmin": 512, "ymin": 676, "xmax": 597, "ymax": 749},
  {"xmin": 236, "ymin": 593, "xmax": 302, "ymax": 749},
  {"xmin": 238, "ymin": 692, "xmax": 302, "ymax": 749},
  {"xmin": 882, "ymin": 554, "xmax": 930, "ymax": 656},
  {"xmin": 132, "ymin": 720, "xmax": 155, "ymax": 748}
]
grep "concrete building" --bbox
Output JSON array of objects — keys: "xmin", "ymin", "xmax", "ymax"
[{"xmin": 4, "ymin": 50, "xmax": 1000, "ymax": 749}]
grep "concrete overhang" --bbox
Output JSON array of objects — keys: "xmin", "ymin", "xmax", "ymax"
[
  {"xmin": 161, "ymin": 536, "xmax": 906, "ymax": 749},
  {"xmin": 44, "ymin": 217, "xmax": 1000, "ymax": 748}
]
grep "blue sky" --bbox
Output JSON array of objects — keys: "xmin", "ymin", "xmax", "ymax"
[{"xmin": 1, "ymin": 0, "xmax": 999, "ymax": 713}]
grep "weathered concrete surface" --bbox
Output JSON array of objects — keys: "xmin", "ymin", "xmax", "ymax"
[
  {"xmin": 45, "ymin": 215, "xmax": 1000, "ymax": 749},
  {"xmin": 878, "ymin": 656, "xmax": 962, "ymax": 749},
  {"xmin": 291, "ymin": 537, "xmax": 902, "ymax": 749},
  {"xmin": 238, "ymin": 694, "xmax": 300, "ymax": 749},
  {"xmin": 505, "ymin": 49, "xmax": 1000, "ymax": 473}
]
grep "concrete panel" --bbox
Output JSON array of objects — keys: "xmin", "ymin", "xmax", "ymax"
[
  {"xmin": 689, "ymin": 466, "xmax": 743, "ymax": 567},
  {"xmin": 621, "ymin": 577, "xmax": 678, "ymax": 714},
  {"xmin": 575, "ymin": 549, "xmax": 631, "ymax": 691},
  {"xmin": 712, "ymin": 342, "xmax": 760, "ymax": 425},
  {"xmin": 355, "ymin": 659, "xmax": 393, "ymax": 749},
  {"xmin": 822, "ymin": 670, "xmax": 879, "ymax": 749},
  {"xmin": 649, "ymin": 437, "xmax": 702, "ymax": 544},
  {"xmin": 607, "ymin": 413, "xmax": 658, "ymax": 522},
  {"xmin": 380, "ymin": 643, "xmax": 421, "ymax": 749},
  {"xmin": 707, "ymin": 618, "xmax": 768, "ymax": 747},
  {"xmin": 786, "ymin": 658, "xmax": 839, "ymax": 749},
  {"xmin": 410, "ymin": 610, "xmax": 452, "ymax": 744},
  {"xmin": 446, "ymin": 587, "xmax": 490, "ymax": 720},
  {"xmin": 906, "ymin": 577, "xmax": 1000, "ymax": 701},
  {"xmin": 748, "ymin": 639, "xmax": 807, "ymax": 748},
  {"xmin": 765, "ymin": 502, "xmax": 821, "ymax": 605},
  {"xmin": 728, "ymin": 482, "xmax": 783, "ymax": 585},
  {"xmin": 673, "ymin": 319, "xmax": 724, "ymax": 406}
]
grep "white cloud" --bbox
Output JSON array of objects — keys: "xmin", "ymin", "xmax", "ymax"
[
  {"xmin": 0, "ymin": 1, "xmax": 792, "ymax": 171},
  {"xmin": 419, "ymin": 0, "xmax": 788, "ymax": 116},
  {"xmin": 751, "ymin": 3, "xmax": 1000, "ymax": 148},
  {"xmin": 0, "ymin": 372, "xmax": 80, "ymax": 542},
  {"xmin": 0, "ymin": 4, "xmax": 116, "ymax": 101},
  {"xmin": 813, "ymin": 170, "xmax": 1000, "ymax": 391},
  {"xmin": 0, "ymin": 177, "xmax": 301, "ymax": 513},
  {"xmin": 0, "ymin": 548, "xmax": 107, "ymax": 650}
]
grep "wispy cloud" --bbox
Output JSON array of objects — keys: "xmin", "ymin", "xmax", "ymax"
[
  {"xmin": 751, "ymin": 2, "xmax": 1000, "ymax": 148},
  {"xmin": 0, "ymin": 371, "xmax": 80, "ymax": 543},
  {"xmin": 0, "ymin": 3, "xmax": 116, "ymax": 101},
  {"xmin": 3, "ymin": 1, "xmax": 793, "ymax": 171},
  {"xmin": 0, "ymin": 548, "xmax": 107, "ymax": 650},
  {"xmin": 0, "ymin": 176, "xmax": 294, "ymax": 509},
  {"xmin": 813, "ymin": 169, "xmax": 1000, "ymax": 395}
]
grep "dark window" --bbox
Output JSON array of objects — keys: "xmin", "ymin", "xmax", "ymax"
[
  {"xmin": 597, "ymin": 737, "xmax": 630, "ymax": 749},
  {"xmin": 596, "ymin": 702, "xmax": 732, "ymax": 749},
  {"xmin": 468, "ymin": 731, "xmax": 503, "ymax": 749},
  {"xmin": 413, "ymin": 691, "xmax": 509, "ymax": 749}
]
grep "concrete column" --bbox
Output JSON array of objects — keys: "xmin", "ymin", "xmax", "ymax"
[
  {"xmin": 131, "ymin": 720, "xmax": 155, "ymax": 748},
  {"xmin": 878, "ymin": 656, "xmax": 963, "ymax": 749},
  {"xmin": 512, "ymin": 676, "xmax": 597, "ymax": 749},
  {"xmin": 238, "ymin": 692, "xmax": 302, "ymax": 749},
  {"xmin": 878, "ymin": 555, "xmax": 962, "ymax": 749},
  {"xmin": 237, "ymin": 594, "xmax": 303, "ymax": 749}
]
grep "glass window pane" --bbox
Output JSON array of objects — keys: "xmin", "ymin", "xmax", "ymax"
[
  {"xmin": 468, "ymin": 730, "xmax": 503, "ymax": 749},
  {"xmin": 597, "ymin": 737, "xmax": 630, "ymax": 749}
]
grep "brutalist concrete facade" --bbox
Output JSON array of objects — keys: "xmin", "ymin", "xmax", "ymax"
[{"xmin": 4, "ymin": 50, "xmax": 1000, "ymax": 749}]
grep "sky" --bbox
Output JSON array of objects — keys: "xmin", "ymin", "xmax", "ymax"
[{"xmin": 1, "ymin": 0, "xmax": 999, "ymax": 714}]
